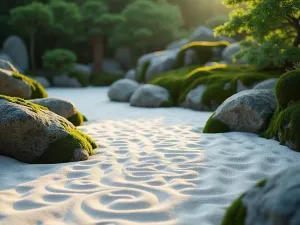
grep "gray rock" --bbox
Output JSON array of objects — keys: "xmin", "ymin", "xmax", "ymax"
[
  {"xmin": 0, "ymin": 59, "xmax": 19, "ymax": 73},
  {"xmin": 125, "ymin": 69, "xmax": 136, "ymax": 80},
  {"xmin": 28, "ymin": 76, "xmax": 50, "ymax": 88},
  {"xmin": 242, "ymin": 165, "xmax": 300, "ymax": 225},
  {"xmin": 3, "ymin": 35, "xmax": 29, "ymax": 71},
  {"xmin": 184, "ymin": 49, "xmax": 199, "ymax": 66},
  {"xmin": 114, "ymin": 47, "xmax": 133, "ymax": 70},
  {"xmin": 72, "ymin": 64, "xmax": 92, "ymax": 80},
  {"xmin": 145, "ymin": 49, "xmax": 178, "ymax": 82},
  {"xmin": 0, "ymin": 68, "xmax": 32, "ymax": 99},
  {"xmin": 0, "ymin": 98, "xmax": 88, "ymax": 163},
  {"xmin": 181, "ymin": 85, "xmax": 206, "ymax": 111},
  {"xmin": 108, "ymin": 79, "xmax": 139, "ymax": 102},
  {"xmin": 222, "ymin": 42, "xmax": 245, "ymax": 64},
  {"xmin": 253, "ymin": 78, "xmax": 278, "ymax": 91},
  {"xmin": 213, "ymin": 89, "xmax": 277, "ymax": 133},
  {"xmin": 166, "ymin": 39, "xmax": 188, "ymax": 50},
  {"xmin": 30, "ymin": 97, "xmax": 77, "ymax": 119},
  {"xmin": 53, "ymin": 74, "xmax": 82, "ymax": 87},
  {"xmin": 103, "ymin": 58, "xmax": 125, "ymax": 75},
  {"xmin": 130, "ymin": 84, "xmax": 170, "ymax": 108},
  {"xmin": 189, "ymin": 26, "xmax": 236, "ymax": 43}
]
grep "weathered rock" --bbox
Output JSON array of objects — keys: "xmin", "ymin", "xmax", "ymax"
[
  {"xmin": 184, "ymin": 49, "xmax": 199, "ymax": 66},
  {"xmin": 253, "ymin": 78, "xmax": 278, "ymax": 91},
  {"xmin": 3, "ymin": 35, "xmax": 29, "ymax": 71},
  {"xmin": 30, "ymin": 97, "xmax": 77, "ymax": 119},
  {"xmin": 103, "ymin": 58, "xmax": 124, "ymax": 75},
  {"xmin": 222, "ymin": 42, "xmax": 245, "ymax": 64},
  {"xmin": 145, "ymin": 49, "xmax": 178, "ymax": 82},
  {"xmin": 108, "ymin": 79, "xmax": 139, "ymax": 102},
  {"xmin": 166, "ymin": 39, "xmax": 188, "ymax": 50},
  {"xmin": 0, "ymin": 59, "xmax": 19, "ymax": 72},
  {"xmin": 114, "ymin": 47, "xmax": 133, "ymax": 70},
  {"xmin": 53, "ymin": 74, "xmax": 82, "ymax": 87},
  {"xmin": 0, "ymin": 68, "xmax": 32, "ymax": 98},
  {"xmin": 189, "ymin": 26, "xmax": 236, "ymax": 43},
  {"xmin": 242, "ymin": 165, "xmax": 300, "ymax": 225},
  {"xmin": 212, "ymin": 89, "xmax": 277, "ymax": 133},
  {"xmin": 72, "ymin": 64, "xmax": 92, "ymax": 80},
  {"xmin": 125, "ymin": 69, "xmax": 136, "ymax": 80},
  {"xmin": 28, "ymin": 76, "xmax": 50, "ymax": 88},
  {"xmin": 130, "ymin": 84, "xmax": 170, "ymax": 108},
  {"xmin": 181, "ymin": 85, "xmax": 206, "ymax": 111},
  {"xmin": 0, "ymin": 97, "xmax": 95, "ymax": 163}
]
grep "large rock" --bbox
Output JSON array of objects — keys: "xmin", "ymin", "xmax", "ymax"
[
  {"xmin": 144, "ymin": 49, "xmax": 178, "ymax": 82},
  {"xmin": 242, "ymin": 165, "xmax": 300, "ymax": 225},
  {"xmin": 189, "ymin": 26, "xmax": 236, "ymax": 43},
  {"xmin": 125, "ymin": 69, "xmax": 136, "ymax": 80},
  {"xmin": 3, "ymin": 35, "xmax": 29, "ymax": 72},
  {"xmin": 103, "ymin": 58, "xmax": 124, "ymax": 75},
  {"xmin": 0, "ymin": 68, "xmax": 32, "ymax": 99},
  {"xmin": 253, "ymin": 78, "xmax": 278, "ymax": 91},
  {"xmin": 72, "ymin": 64, "xmax": 92, "ymax": 80},
  {"xmin": 181, "ymin": 85, "xmax": 206, "ymax": 111},
  {"xmin": 0, "ymin": 96, "xmax": 95, "ymax": 163},
  {"xmin": 114, "ymin": 47, "xmax": 133, "ymax": 70},
  {"xmin": 184, "ymin": 49, "xmax": 199, "ymax": 66},
  {"xmin": 29, "ymin": 76, "xmax": 50, "ymax": 88},
  {"xmin": 222, "ymin": 42, "xmax": 244, "ymax": 64},
  {"xmin": 0, "ymin": 59, "xmax": 19, "ymax": 72},
  {"xmin": 30, "ymin": 97, "xmax": 77, "ymax": 119},
  {"xmin": 166, "ymin": 39, "xmax": 188, "ymax": 50},
  {"xmin": 53, "ymin": 74, "xmax": 82, "ymax": 87},
  {"xmin": 130, "ymin": 84, "xmax": 170, "ymax": 108},
  {"xmin": 212, "ymin": 89, "xmax": 277, "ymax": 133},
  {"xmin": 108, "ymin": 79, "xmax": 139, "ymax": 102}
]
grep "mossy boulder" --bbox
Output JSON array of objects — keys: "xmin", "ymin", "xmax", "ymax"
[
  {"xmin": 29, "ymin": 97, "xmax": 86, "ymax": 126},
  {"xmin": 204, "ymin": 89, "xmax": 277, "ymax": 134},
  {"xmin": 108, "ymin": 79, "xmax": 139, "ymax": 102},
  {"xmin": 0, "ymin": 95, "xmax": 96, "ymax": 163}
]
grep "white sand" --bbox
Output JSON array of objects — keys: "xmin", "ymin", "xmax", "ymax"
[{"xmin": 1, "ymin": 87, "xmax": 300, "ymax": 225}]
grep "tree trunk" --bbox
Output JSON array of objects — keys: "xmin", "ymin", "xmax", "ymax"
[
  {"xmin": 30, "ymin": 33, "xmax": 36, "ymax": 73},
  {"xmin": 92, "ymin": 36, "xmax": 104, "ymax": 72},
  {"xmin": 293, "ymin": 33, "xmax": 300, "ymax": 47}
]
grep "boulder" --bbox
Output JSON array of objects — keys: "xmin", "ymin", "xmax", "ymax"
[
  {"xmin": 189, "ymin": 26, "xmax": 236, "ymax": 43},
  {"xmin": 3, "ymin": 35, "xmax": 29, "ymax": 72},
  {"xmin": 53, "ymin": 74, "xmax": 82, "ymax": 87},
  {"xmin": 242, "ymin": 165, "xmax": 300, "ymax": 225},
  {"xmin": 130, "ymin": 84, "xmax": 170, "ymax": 108},
  {"xmin": 108, "ymin": 79, "xmax": 139, "ymax": 102},
  {"xmin": 114, "ymin": 47, "xmax": 133, "ymax": 70},
  {"xmin": 103, "ymin": 58, "xmax": 125, "ymax": 75},
  {"xmin": 222, "ymin": 42, "xmax": 244, "ymax": 64},
  {"xmin": 181, "ymin": 85, "xmax": 206, "ymax": 111},
  {"xmin": 0, "ymin": 59, "xmax": 19, "ymax": 72},
  {"xmin": 184, "ymin": 49, "xmax": 199, "ymax": 66},
  {"xmin": 0, "ymin": 68, "xmax": 32, "ymax": 99},
  {"xmin": 72, "ymin": 64, "xmax": 92, "ymax": 80},
  {"xmin": 253, "ymin": 78, "xmax": 278, "ymax": 91},
  {"xmin": 0, "ymin": 96, "xmax": 96, "ymax": 163},
  {"xmin": 125, "ymin": 69, "xmax": 136, "ymax": 80},
  {"xmin": 30, "ymin": 97, "xmax": 77, "ymax": 119},
  {"xmin": 29, "ymin": 76, "xmax": 50, "ymax": 88},
  {"xmin": 166, "ymin": 39, "xmax": 188, "ymax": 50},
  {"xmin": 212, "ymin": 89, "xmax": 277, "ymax": 133},
  {"xmin": 145, "ymin": 49, "xmax": 178, "ymax": 82}
]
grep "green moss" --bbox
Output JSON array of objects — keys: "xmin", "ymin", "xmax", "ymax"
[
  {"xmin": 83, "ymin": 115, "xmax": 88, "ymax": 122},
  {"xmin": 0, "ymin": 95, "xmax": 48, "ymax": 113},
  {"xmin": 275, "ymin": 69, "xmax": 300, "ymax": 109},
  {"xmin": 12, "ymin": 72, "xmax": 48, "ymax": 99},
  {"xmin": 90, "ymin": 72, "xmax": 123, "ymax": 86},
  {"xmin": 68, "ymin": 71, "xmax": 89, "ymax": 87},
  {"xmin": 176, "ymin": 41, "xmax": 230, "ymax": 68},
  {"xmin": 67, "ymin": 110, "xmax": 85, "ymax": 126},
  {"xmin": 261, "ymin": 103, "xmax": 300, "ymax": 151},
  {"xmin": 203, "ymin": 113, "xmax": 230, "ymax": 133},
  {"xmin": 137, "ymin": 60, "xmax": 151, "ymax": 83},
  {"xmin": 34, "ymin": 124, "xmax": 97, "ymax": 164}
]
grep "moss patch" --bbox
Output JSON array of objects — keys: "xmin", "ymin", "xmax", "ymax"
[
  {"xmin": 203, "ymin": 113, "xmax": 230, "ymax": 133},
  {"xmin": 0, "ymin": 95, "xmax": 48, "ymax": 113},
  {"xmin": 176, "ymin": 41, "xmax": 230, "ymax": 68},
  {"xmin": 275, "ymin": 69, "xmax": 300, "ymax": 109},
  {"xmin": 34, "ymin": 124, "xmax": 97, "ymax": 164},
  {"xmin": 67, "ymin": 110, "xmax": 85, "ymax": 126},
  {"xmin": 68, "ymin": 71, "xmax": 89, "ymax": 87},
  {"xmin": 137, "ymin": 60, "xmax": 151, "ymax": 83},
  {"xmin": 12, "ymin": 72, "xmax": 48, "ymax": 99},
  {"xmin": 90, "ymin": 72, "xmax": 123, "ymax": 86}
]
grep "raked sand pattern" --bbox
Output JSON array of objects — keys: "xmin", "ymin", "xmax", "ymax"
[{"xmin": 1, "ymin": 87, "xmax": 300, "ymax": 225}]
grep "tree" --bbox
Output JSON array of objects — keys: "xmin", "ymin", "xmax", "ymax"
[
  {"xmin": 216, "ymin": 0, "xmax": 300, "ymax": 47},
  {"xmin": 110, "ymin": 0, "xmax": 185, "ymax": 55},
  {"xmin": 10, "ymin": 2, "xmax": 53, "ymax": 72},
  {"xmin": 48, "ymin": 0, "xmax": 81, "ymax": 47},
  {"xmin": 81, "ymin": 1, "xmax": 124, "ymax": 72}
]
